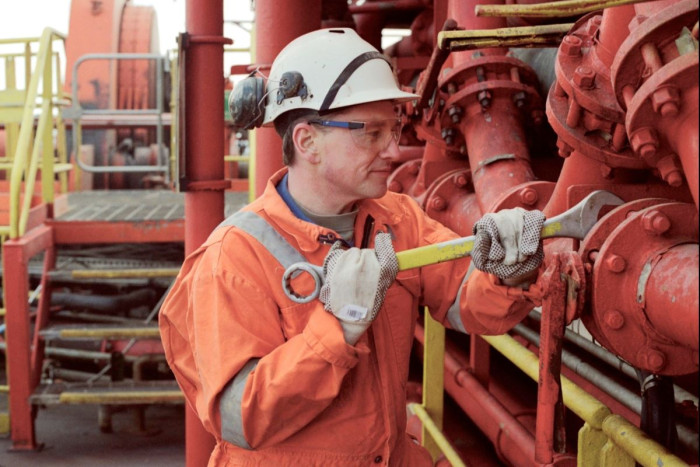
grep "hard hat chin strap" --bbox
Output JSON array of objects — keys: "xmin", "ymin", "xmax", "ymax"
[{"xmin": 319, "ymin": 51, "xmax": 391, "ymax": 113}]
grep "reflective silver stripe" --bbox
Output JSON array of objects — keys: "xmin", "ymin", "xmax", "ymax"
[
  {"xmin": 218, "ymin": 211, "xmax": 307, "ymax": 268},
  {"xmin": 220, "ymin": 358, "xmax": 259, "ymax": 449},
  {"xmin": 446, "ymin": 261, "xmax": 476, "ymax": 333}
]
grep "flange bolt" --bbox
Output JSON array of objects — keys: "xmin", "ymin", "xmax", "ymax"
[
  {"xmin": 605, "ymin": 254, "xmax": 626, "ymax": 273},
  {"xmin": 604, "ymin": 310, "xmax": 625, "ymax": 330},
  {"xmin": 641, "ymin": 210, "xmax": 671, "ymax": 235}
]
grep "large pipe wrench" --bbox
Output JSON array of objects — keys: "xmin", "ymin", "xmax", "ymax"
[{"xmin": 283, "ymin": 190, "xmax": 624, "ymax": 303}]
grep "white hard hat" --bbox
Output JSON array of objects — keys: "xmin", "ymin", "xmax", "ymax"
[{"xmin": 262, "ymin": 28, "xmax": 417, "ymax": 125}]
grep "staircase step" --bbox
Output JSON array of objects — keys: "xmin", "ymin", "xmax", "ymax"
[
  {"xmin": 30, "ymin": 381, "xmax": 183, "ymax": 406},
  {"xmin": 39, "ymin": 324, "xmax": 161, "ymax": 340}
]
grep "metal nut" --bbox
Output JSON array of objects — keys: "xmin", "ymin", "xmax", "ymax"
[
  {"xmin": 430, "ymin": 196, "xmax": 447, "ymax": 212},
  {"xmin": 453, "ymin": 173, "xmax": 469, "ymax": 188},
  {"xmin": 477, "ymin": 90, "xmax": 492, "ymax": 108},
  {"xmin": 573, "ymin": 66, "xmax": 596, "ymax": 89},
  {"xmin": 644, "ymin": 349, "xmax": 666, "ymax": 372},
  {"xmin": 641, "ymin": 210, "xmax": 671, "ymax": 235},
  {"xmin": 651, "ymin": 86, "xmax": 680, "ymax": 117},
  {"xmin": 605, "ymin": 254, "xmax": 626, "ymax": 273},
  {"xmin": 560, "ymin": 35, "xmax": 582, "ymax": 56},
  {"xmin": 629, "ymin": 127, "xmax": 658, "ymax": 161},
  {"xmin": 518, "ymin": 187, "xmax": 539, "ymax": 206},
  {"xmin": 603, "ymin": 310, "xmax": 625, "ymax": 330}
]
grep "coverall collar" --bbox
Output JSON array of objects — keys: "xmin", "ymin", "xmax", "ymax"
[{"xmin": 262, "ymin": 167, "xmax": 403, "ymax": 253}]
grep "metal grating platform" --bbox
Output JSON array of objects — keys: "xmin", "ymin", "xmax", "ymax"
[{"xmin": 55, "ymin": 190, "xmax": 248, "ymax": 222}]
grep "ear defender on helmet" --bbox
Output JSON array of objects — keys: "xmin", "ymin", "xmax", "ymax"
[{"xmin": 228, "ymin": 75, "xmax": 266, "ymax": 129}]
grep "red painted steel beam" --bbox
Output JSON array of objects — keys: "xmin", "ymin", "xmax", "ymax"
[
  {"xmin": 3, "ymin": 225, "xmax": 54, "ymax": 450},
  {"xmin": 183, "ymin": 0, "xmax": 227, "ymax": 464},
  {"xmin": 253, "ymin": 0, "xmax": 321, "ymax": 197},
  {"xmin": 49, "ymin": 219, "xmax": 184, "ymax": 244}
]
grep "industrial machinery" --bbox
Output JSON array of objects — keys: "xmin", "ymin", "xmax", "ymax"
[{"xmin": 0, "ymin": 0, "xmax": 697, "ymax": 465}]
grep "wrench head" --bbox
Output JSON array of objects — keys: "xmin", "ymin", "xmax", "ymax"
[
  {"xmin": 576, "ymin": 190, "xmax": 625, "ymax": 237},
  {"xmin": 547, "ymin": 190, "xmax": 625, "ymax": 239}
]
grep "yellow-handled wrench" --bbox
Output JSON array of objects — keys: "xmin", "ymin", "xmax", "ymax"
[{"xmin": 282, "ymin": 190, "xmax": 624, "ymax": 303}]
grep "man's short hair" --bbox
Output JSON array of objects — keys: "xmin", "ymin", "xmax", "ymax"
[{"xmin": 273, "ymin": 109, "xmax": 321, "ymax": 165}]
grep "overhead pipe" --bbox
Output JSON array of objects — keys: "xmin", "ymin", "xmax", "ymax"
[
  {"xmin": 183, "ymin": 0, "xmax": 228, "ymax": 464},
  {"xmin": 252, "ymin": 0, "xmax": 321, "ymax": 197}
]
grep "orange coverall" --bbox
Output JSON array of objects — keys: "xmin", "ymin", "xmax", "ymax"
[{"xmin": 159, "ymin": 168, "xmax": 542, "ymax": 466}]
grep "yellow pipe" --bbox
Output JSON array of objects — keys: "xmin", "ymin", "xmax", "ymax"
[
  {"xmin": 224, "ymin": 155, "xmax": 250, "ymax": 163},
  {"xmin": 71, "ymin": 268, "xmax": 180, "ymax": 279},
  {"xmin": 59, "ymin": 390, "xmax": 184, "ymax": 405},
  {"xmin": 438, "ymin": 24, "xmax": 573, "ymax": 51},
  {"xmin": 476, "ymin": 0, "xmax": 653, "ymax": 18},
  {"xmin": 481, "ymin": 334, "xmax": 688, "ymax": 466},
  {"xmin": 408, "ymin": 403, "xmax": 467, "ymax": 467}
]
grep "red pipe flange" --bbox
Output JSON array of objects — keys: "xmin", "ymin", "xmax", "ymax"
[
  {"xmin": 579, "ymin": 197, "xmax": 671, "ymax": 351},
  {"xmin": 587, "ymin": 201, "xmax": 698, "ymax": 375},
  {"xmin": 546, "ymin": 12, "xmax": 640, "ymax": 170},
  {"xmin": 610, "ymin": 0, "xmax": 699, "ymax": 203},
  {"xmin": 489, "ymin": 180, "xmax": 555, "ymax": 213},
  {"xmin": 422, "ymin": 169, "xmax": 480, "ymax": 236}
]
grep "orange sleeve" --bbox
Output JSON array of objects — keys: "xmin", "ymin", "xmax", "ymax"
[{"xmin": 459, "ymin": 268, "xmax": 544, "ymax": 335}]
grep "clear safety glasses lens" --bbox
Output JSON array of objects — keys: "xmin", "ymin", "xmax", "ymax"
[{"xmin": 309, "ymin": 119, "xmax": 403, "ymax": 150}]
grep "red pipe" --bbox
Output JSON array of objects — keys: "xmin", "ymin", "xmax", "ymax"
[
  {"xmin": 415, "ymin": 325, "xmax": 537, "ymax": 465},
  {"xmin": 448, "ymin": 0, "xmax": 507, "ymax": 60},
  {"xmin": 462, "ymin": 101, "xmax": 536, "ymax": 213},
  {"xmin": 644, "ymin": 244, "xmax": 699, "ymax": 351},
  {"xmin": 184, "ymin": 0, "xmax": 226, "ymax": 464},
  {"xmin": 596, "ymin": 6, "xmax": 637, "ymax": 69},
  {"xmin": 253, "ymin": 0, "xmax": 321, "ymax": 197}
]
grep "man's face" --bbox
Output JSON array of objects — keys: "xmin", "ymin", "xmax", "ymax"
[{"xmin": 313, "ymin": 100, "xmax": 401, "ymax": 211}]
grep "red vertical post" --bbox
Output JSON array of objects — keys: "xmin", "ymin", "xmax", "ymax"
[
  {"xmin": 253, "ymin": 0, "xmax": 321, "ymax": 197},
  {"xmin": 183, "ymin": 0, "xmax": 227, "ymax": 464},
  {"xmin": 4, "ymin": 225, "xmax": 54, "ymax": 450}
]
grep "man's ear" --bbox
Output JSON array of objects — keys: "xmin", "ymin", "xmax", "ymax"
[{"xmin": 292, "ymin": 122, "xmax": 320, "ymax": 163}]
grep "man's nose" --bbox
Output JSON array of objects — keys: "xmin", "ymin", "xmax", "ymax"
[{"xmin": 379, "ymin": 137, "xmax": 401, "ymax": 161}]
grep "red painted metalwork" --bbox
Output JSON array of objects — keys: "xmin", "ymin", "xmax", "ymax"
[
  {"xmin": 3, "ymin": 225, "xmax": 54, "ymax": 450},
  {"xmin": 182, "ymin": 0, "xmax": 229, "ymax": 463},
  {"xmin": 252, "ymin": 0, "xmax": 322, "ymax": 197},
  {"xmin": 610, "ymin": 0, "xmax": 699, "ymax": 208}
]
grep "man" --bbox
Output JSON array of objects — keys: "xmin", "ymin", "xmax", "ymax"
[{"xmin": 160, "ymin": 28, "xmax": 544, "ymax": 466}]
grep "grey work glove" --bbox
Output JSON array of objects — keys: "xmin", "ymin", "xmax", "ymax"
[
  {"xmin": 319, "ymin": 232, "xmax": 398, "ymax": 345},
  {"xmin": 472, "ymin": 207, "xmax": 545, "ymax": 282}
]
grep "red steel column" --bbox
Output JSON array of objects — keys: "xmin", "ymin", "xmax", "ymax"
[
  {"xmin": 253, "ymin": 0, "xmax": 321, "ymax": 197},
  {"xmin": 183, "ymin": 0, "xmax": 226, "ymax": 464}
]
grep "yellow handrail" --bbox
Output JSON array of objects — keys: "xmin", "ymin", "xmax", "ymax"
[
  {"xmin": 6, "ymin": 28, "xmax": 67, "ymax": 239},
  {"xmin": 482, "ymin": 333, "xmax": 688, "ymax": 466}
]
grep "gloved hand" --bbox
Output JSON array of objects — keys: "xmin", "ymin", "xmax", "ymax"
[
  {"xmin": 471, "ymin": 207, "xmax": 545, "ymax": 286},
  {"xmin": 319, "ymin": 232, "xmax": 398, "ymax": 345}
]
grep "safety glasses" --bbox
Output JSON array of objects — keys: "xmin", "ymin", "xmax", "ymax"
[{"xmin": 308, "ymin": 118, "xmax": 403, "ymax": 151}]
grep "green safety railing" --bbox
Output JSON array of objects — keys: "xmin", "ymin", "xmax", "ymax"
[{"xmin": 0, "ymin": 28, "xmax": 70, "ymax": 240}]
